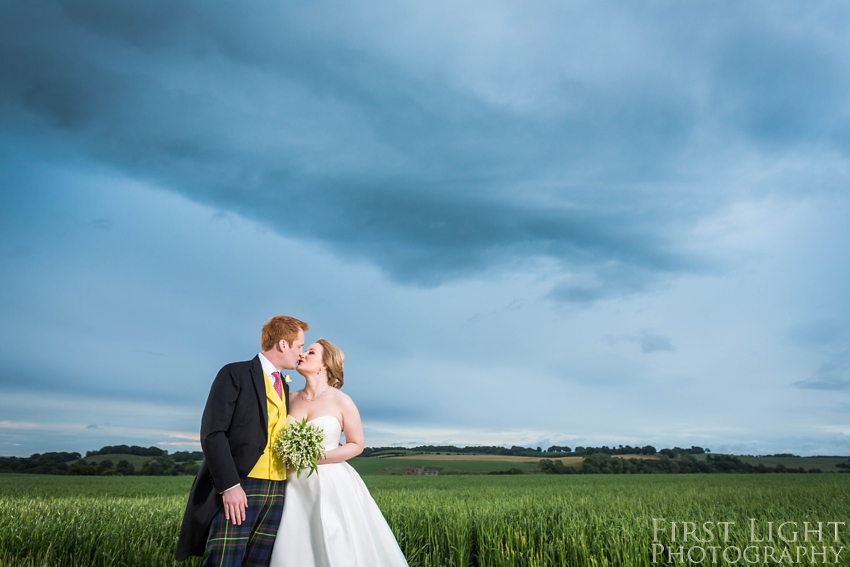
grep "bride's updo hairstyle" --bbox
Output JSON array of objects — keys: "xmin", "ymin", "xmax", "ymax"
[{"xmin": 317, "ymin": 338, "xmax": 344, "ymax": 389}]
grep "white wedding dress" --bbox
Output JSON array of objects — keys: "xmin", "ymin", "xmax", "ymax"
[{"xmin": 269, "ymin": 415, "xmax": 409, "ymax": 567}]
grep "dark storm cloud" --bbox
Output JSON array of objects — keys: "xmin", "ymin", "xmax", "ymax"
[{"xmin": 2, "ymin": 1, "xmax": 849, "ymax": 297}]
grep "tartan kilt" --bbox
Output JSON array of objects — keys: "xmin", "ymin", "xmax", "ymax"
[{"xmin": 202, "ymin": 477, "xmax": 285, "ymax": 567}]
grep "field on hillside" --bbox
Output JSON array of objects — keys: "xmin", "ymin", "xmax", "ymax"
[
  {"xmin": 2, "ymin": 473, "xmax": 850, "ymax": 566},
  {"xmin": 350, "ymin": 455, "xmax": 546, "ymax": 475},
  {"xmin": 56, "ymin": 451, "xmax": 850, "ymax": 476},
  {"xmin": 353, "ymin": 452, "xmax": 844, "ymax": 476},
  {"xmin": 684, "ymin": 453, "xmax": 850, "ymax": 472},
  {"xmin": 732, "ymin": 455, "xmax": 850, "ymax": 472},
  {"xmin": 393, "ymin": 454, "xmax": 587, "ymax": 463},
  {"xmin": 349, "ymin": 452, "xmax": 665, "ymax": 475}
]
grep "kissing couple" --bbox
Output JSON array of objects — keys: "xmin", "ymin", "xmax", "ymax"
[{"xmin": 175, "ymin": 315, "xmax": 408, "ymax": 567}]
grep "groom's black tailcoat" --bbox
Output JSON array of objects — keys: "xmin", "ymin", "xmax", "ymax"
[{"xmin": 175, "ymin": 355, "xmax": 290, "ymax": 561}]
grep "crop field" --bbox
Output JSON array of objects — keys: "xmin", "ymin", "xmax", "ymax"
[
  {"xmin": 392, "ymin": 454, "xmax": 585, "ymax": 463},
  {"xmin": 731, "ymin": 455, "xmax": 850, "ymax": 472},
  {"xmin": 349, "ymin": 453, "xmax": 658, "ymax": 476},
  {"xmin": 387, "ymin": 454, "xmax": 654, "ymax": 463},
  {"xmin": 683, "ymin": 454, "xmax": 850, "ymax": 471},
  {"xmin": 349, "ymin": 456, "xmax": 544, "ymax": 475},
  {"xmin": 1, "ymin": 473, "xmax": 849, "ymax": 566}
]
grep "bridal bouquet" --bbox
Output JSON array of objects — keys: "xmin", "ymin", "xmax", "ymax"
[{"xmin": 273, "ymin": 417, "xmax": 326, "ymax": 478}]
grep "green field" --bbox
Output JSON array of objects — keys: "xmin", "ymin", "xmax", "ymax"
[
  {"xmin": 732, "ymin": 455, "xmax": 850, "ymax": 472},
  {"xmin": 351, "ymin": 452, "xmax": 850, "ymax": 476},
  {"xmin": 2, "ymin": 473, "xmax": 850, "ymax": 566},
  {"xmin": 349, "ymin": 456, "xmax": 540, "ymax": 475},
  {"xmin": 684, "ymin": 453, "xmax": 850, "ymax": 471}
]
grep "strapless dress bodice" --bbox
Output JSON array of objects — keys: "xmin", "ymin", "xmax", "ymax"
[{"xmin": 288, "ymin": 415, "xmax": 342, "ymax": 451}]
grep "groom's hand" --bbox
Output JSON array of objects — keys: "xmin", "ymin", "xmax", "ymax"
[{"xmin": 222, "ymin": 485, "xmax": 248, "ymax": 525}]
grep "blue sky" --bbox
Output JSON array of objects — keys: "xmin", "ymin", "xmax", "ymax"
[{"xmin": 2, "ymin": 1, "xmax": 850, "ymax": 457}]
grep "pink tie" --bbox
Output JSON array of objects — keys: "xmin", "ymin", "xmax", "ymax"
[{"xmin": 271, "ymin": 371, "xmax": 283, "ymax": 400}]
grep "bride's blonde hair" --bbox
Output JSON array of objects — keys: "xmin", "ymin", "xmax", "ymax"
[{"xmin": 318, "ymin": 338, "xmax": 344, "ymax": 389}]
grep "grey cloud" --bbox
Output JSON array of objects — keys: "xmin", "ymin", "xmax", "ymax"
[
  {"xmin": 0, "ymin": 361, "xmax": 202, "ymax": 406},
  {"xmin": 788, "ymin": 322, "xmax": 850, "ymax": 390},
  {"xmin": 307, "ymin": 186, "xmax": 696, "ymax": 285},
  {"xmin": 82, "ymin": 218, "xmax": 113, "ymax": 231},
  {"xmin": 547, "ymin": 263, "xmax": 663, "ymax": 304},
  {"xmin": 636, "ymin": 330, "xmax": 676, "ymax": 354},
  {"xmin": 2, "ymin": 1, "xmax": 849, "ymax": 297},
  {"xmin": 711, "ymin": 23, "xmax": 849, "ymax": 146},
  {"xmin": 134, "ymin": 349, "xmax": 167, "ymax": 357},
  {"xmin": 604, "ymin": 329, "xmax": 676, "ymax": 354},
  {"xmin": 793, "ymin": 351, "xmax": 850, "ymax": 391},
  {"xmin": 4, "ymin": 247, "xmax": 30, "ymax": 259},
  {"xmin": 787, "ymin": 320, "xmax": 846, "ymax": 349},
  {"xmin": 357, "ymin": 403, "xmax": 431, "ymax": 423},
  {"xmin": 794, "ymin": 376, "xmax": 850, "ymax": 391},
  {"xmin": 209, "ymin": 211, "xmax": 232, "ymax": 223}
]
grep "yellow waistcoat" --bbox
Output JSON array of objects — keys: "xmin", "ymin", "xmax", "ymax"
[{"xmin": 247, "ymin": 372, "xmax": 287, "ymax": 481}]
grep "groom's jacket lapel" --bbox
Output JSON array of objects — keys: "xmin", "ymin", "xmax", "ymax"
[{"xmin": 250, "ymin": 356, "xmax": 269, "ymax": 433}]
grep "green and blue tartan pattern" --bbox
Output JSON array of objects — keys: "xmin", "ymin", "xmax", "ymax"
[{"xmin": 202, "ymin": 477, "xmax": 285, "ymax": 567}]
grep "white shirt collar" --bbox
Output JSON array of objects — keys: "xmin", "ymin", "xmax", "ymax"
[{"xmin": 258, "ymin": 353, "xmax": 278, "ymax": 384}]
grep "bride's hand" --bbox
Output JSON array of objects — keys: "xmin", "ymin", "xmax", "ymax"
[{"xmin": 316, "ymin": 443, "xmax": 343, "ymax": 465}]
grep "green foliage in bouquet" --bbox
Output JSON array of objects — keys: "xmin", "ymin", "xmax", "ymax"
[{"xmin": 273, "ymin": 418, "xmax": 326, "ymax": 478}]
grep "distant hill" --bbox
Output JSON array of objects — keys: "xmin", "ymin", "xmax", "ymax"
[
  {"xmin": 86, "ymin": 445, "xmax": 168, "ymax": 458},
  {"xmin": 538, "ymin": 453, "xmax": 844, "ymax": 475},
  {"xmin": 3, "ymin": 444, "xmax": 849, "ymax": 476},
  {"xmin": 361, "ymin": 444, "xmax": 707, "ymax": 458}
]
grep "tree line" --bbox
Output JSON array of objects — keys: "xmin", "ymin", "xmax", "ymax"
[
  {"xmin": 0, "ymin": 452, "xmax": 82, "ymax": 475},
  {"xmin": 0, "ymin": 447, "xmax": 204, "ymax": 476},
  {"xmin": 539, "ymin": 453, "xmax": 825, "ymax": 474},
  {"xmin": 85, "ymin": 445, "xmax": 167, "ymax": 457},
  {"xmin": 361, "ymin": 444, "xmax": 709, "ymax": 458}
]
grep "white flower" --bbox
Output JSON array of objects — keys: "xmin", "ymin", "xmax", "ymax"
[
  {"xmin": 284, "ymin": 374, "xmax": 292, "ymax": 384},
  {"xmin": 274, "ymin": 418, "xmax": 325, "ymax": 478}
]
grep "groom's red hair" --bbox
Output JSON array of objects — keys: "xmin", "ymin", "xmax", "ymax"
[{"xmin": 261, "ymin": 315, "xmax": 310, "ymax": 350}]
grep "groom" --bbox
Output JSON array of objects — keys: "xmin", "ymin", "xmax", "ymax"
[{"xmin": 176, "ymin": 315, "xmax": 308, "ymax": 565}]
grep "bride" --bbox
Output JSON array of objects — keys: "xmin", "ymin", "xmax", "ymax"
[{"xmin": 269, "ymin": 338, "xmax": 409, "ymax": 567}]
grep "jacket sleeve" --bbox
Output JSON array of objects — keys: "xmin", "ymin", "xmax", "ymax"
[{"xmin": 200, "ymin": 364, "xmax": 242, "ymax": 491}]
